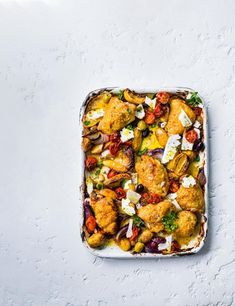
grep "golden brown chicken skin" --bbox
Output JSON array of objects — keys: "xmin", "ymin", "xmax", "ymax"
[
  {"xmin": 91, "ymin": 197, "xmax": 118, "ymax": 234},
  {"xmin": 177, "ymin": 183, "xmax": 205, "ymax": 213},
  {"xmin": 175, "ymin": 211, "xmax": 197, "ymax": 238},
  {"xmin": 98, "ymin": 97, "xmax": 136, "ymax": 134},
  {"xmin": 137, "ymin": 200, "xmax": 175, "ymax": 233},
  {"xmin": 166, "ymin": 98, "xmax": 196, "ymax": 135},
  {"xmin": 135, "ymin": 155, "xmax": 169, "ymax": 197}
]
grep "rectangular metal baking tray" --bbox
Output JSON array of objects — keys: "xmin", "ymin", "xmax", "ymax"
[{"xmin": 79, "ymin": 87, "xmax": 208, "ymax": 258}]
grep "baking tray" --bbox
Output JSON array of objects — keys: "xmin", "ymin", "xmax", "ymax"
[{"xmin": 79, "ymin": 87, "xmax": 208, "ymax": 258}]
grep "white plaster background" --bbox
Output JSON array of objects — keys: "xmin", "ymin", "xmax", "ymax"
[{"xmin": 0, "ymin": 0, "xmax": 235, "ymax": 305}]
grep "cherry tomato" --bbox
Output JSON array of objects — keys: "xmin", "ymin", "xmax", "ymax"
[
  {"xmin": 130, "ymin": 226, "xmax": 139, "ymax": 241},
  {"xmin": 154, "ymin": 103, "xmax": 164, "ymax": 118},
  {"xmin": 124, "ymin": 140, "xmax": 132, "ymax": 146},
  {"xmin": 157, "ymin": 91, "xmax": 170, "ymax": 104},
  {"xmin": 193, "ymin": 107, "xmax": 202, "ymax": 116},
  {"xmin": 144, "ymin": 111, "xmax": 156, "ymax": 125},
  {"xmin": 141, "ymin": 192, "xmax": 161, "ymax": 204},
  {"xmin": 85, "ymin": 215, "xmax": 96, "ymax": 233},
  {"xmin": 169, "ymin": 180, "xmax": 180, "ymax": 193},
  {"xmin": 107, "ymin": 169, "xmax": 118, "ymax": 179},
  {"xmin": 109, "ymin": 142, "xmax": 120, "ymax": 156},
  {"xmin": 110, "ymin": 132, "xmax": 120, "ymax": 143},
  {"xmin": 185, "ymin": 129, "xmax": 198, "ymax": 143},
  {"xmin": 85, "ymin": 156, "xmax": 97, "ymax": 171},
  {"xmin": 148, "ymin": 193, "xmax": 161, "ymax": 204},
  {"xmin": 115, "ymin": 187, "xmax": 126, "ymax": 200}
]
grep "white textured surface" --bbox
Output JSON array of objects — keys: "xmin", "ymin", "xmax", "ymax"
[{"xmin": 0, "ymin": 1, "xmax": 235, "ymax": 305}]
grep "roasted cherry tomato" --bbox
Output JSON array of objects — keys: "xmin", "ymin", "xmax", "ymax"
[
  {"xmin": 107, "ymin": 169, "xmax": 118, "ymax": 179},
  {"xmin": 85, "ymin": 156, "xmax": 97, "ymax": 171},
  {"xmin": 130, "ymin": 226, "xmax": 139, "ymax": 241},
  {"xmin": 115, "ymin": 187, "xmax": 126, "ymax": 200},
  {"xmin": 124, "ymin": 140, "xmax": 132, "ymax": 146},
  {"xmin": 169, "ymin": 180, "xmax": 180, "ymax": 193},
  {"xmin": 109, "ymin": 142, "xmax": 120, "ymax": 156},
  {"xmin": 148, "ymin": 193, "xmax": 161, "ymax": 203},
  {"xmin": 185, "ymin": 129, "xmax": 198, "ymax": 143},
  {"xmin": 85, "ymin": 215, "xmax": 96, "ymax": 233},
  {"xmin": 110, "ymin": 132, "xmax": 120, "ymax": 143},
  {"xmin": 154, "ymin": 103, "xmax": 164, "ymax": 118},
  {"xmin": 157, "ymin": 91, "xmax": 170, "ymax": 104},
  {"xmin": 193, "ymin": 107, "xmax": 202, "ymax": 116},
  {"xmin": 144, "ymin": 111, "xmax": 156, "ymax": 125},
  {"xmin": 141, "ymin": 192, "xmax": 161, "ymax": 204}
]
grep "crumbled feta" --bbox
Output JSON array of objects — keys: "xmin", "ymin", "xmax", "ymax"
[
  {"xmin": 145, "ymin": 96, "xmax": 156, "ymax": 109},
  {"xmin": 126, "ymin": 219, "xmax": 133, "ymax": 238},
  {"xmin": 178, "ymin": 109, "xmax": 192, "ymax": 127},
  {"xmin": 127, "ymin": 190, "xmax": 141, "ymax": 204},
  {"xmin": 194, "ymin": 128, "xmax": 200, "ymax": 138},
  {"xmin": 198, "ymin": 151, "xmax": 205, "ymax": 168},
  {"xmin": 181, "ymin": 132, "xmax": 193, "ymax": 151},
  {"xmin": 182, "ymin": 175, "xmax": 196, "ymax": 188},
  {"xmin": 121, "ymin": 198, "xmax": 136, "ymax": 216},
  {"xmin": 86, "ymin": 177, "xmax": 93, "ymax": 195},
  {"xmin": 86, "ymin": 109, "xmax": 104, "ymax": 120},
  {"xmin": 167, "ymin": 193, "xmax": 177, "ymax": 200},
  {"xmin": 123, "ymin": 179, "xmax": 132, "ymax": 190},
  {"xmin": 158, "ymin": 235, "xmax": 173, "ymax": 251},
  {"xmin": 135, "ymin": 104, "xmax": 145, "ymax": 119},
  {"xmin": 162, "ymin": 134, "xmax": 181, "ymax": 164},
  {"xmin": 101, "ymin": 149, "xmax": 111, "ymax": 158},
  {"xmin": 194, "ymin": 120, "xmax": 201, "ymax": 128},
  {"xmin": 131, "ymin": 173, "xmax": 138, "ymax": 185},
  {"xmin": 120, "ymin": 128, "xmax": 134, "ymax": 143}
]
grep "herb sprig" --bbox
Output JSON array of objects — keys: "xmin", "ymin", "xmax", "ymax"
[
  {"xmin": 162, "ymin": 211, "xmax": 178, "ymax": 232},
  {"xmin": 186, "ymin": 92, "xmax": 202, "ymax": 107},
  {"xmin": 132, "ymin": 215, "xmax": 145, "ymax": 228}
]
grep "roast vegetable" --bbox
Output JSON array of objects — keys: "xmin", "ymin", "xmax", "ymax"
[
  {"xmin": 155, "ymin": 128, "xmax": 169, "ymax": 147},
  {"xmin": 167, "ymin": 153, "xmax": 189, "ymax": 177},
  {"xmin": 132, "ymin": 128, "xmax": 142, "ymax": 152},
  {"xmin": 104, "ymin": 173, "xmax": 131, "ymax": 187},
  {"xmin": 123, "ymin": 89, "xmax": 145, "ymax": 104}
]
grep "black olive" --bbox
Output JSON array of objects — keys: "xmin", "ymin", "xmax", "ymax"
[
  {"xmin": 142, "ymin": 128, "xmax": 150, "ymax": 137},
  {"xmin": 136, "ymin": 184, "xmax": 144, "ymax": 193}
]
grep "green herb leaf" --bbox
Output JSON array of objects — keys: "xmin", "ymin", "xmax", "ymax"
[
  {"xmin": 151, "ymin": 123, "xmax": 157, "ymax": 128},
  {"xmin": 94, "ymin": 168, "xmax": 101, "ymax": 176},
  {"xmin": 117, "ymin": 90, "xmax": 124, "ymax": 100},
  {"xmin": 147, "ymin": 93, "xmax": 155, "ymax": 99},
  {"xmin": 121, "ymin": 179, "xmax": 128, "ymax": 188},
  {"xmin": 194, "ymin": 155, "xmax": 200, "ymax": 162},
  {"xmin": 96, "ymin": 183, "xmax": 104, "ymax": 190},
  {"xmin": 126, "ymin": 124, "xmax": 133, "ymax": 130},
  {"xmin": 162, "ymin": 211, "xmax": 178, "ymax": 233},
  {"xmin": 132, "ymin": 215, "xmax": 145, "ymax": 228},
  {"xmin": 137, "ymin": 148, "xmax": 148, "ymax": 156},
  {"xmin": 84, "ymin": 120, "xmax": 90, "ymax": 126},
  {"xmin": 97, "ymin": 160, "xmax": 103, "ymax": 167},
  {"xmin": 186, "ymin": 92, "xmax": 202, "ymax": 107}
]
